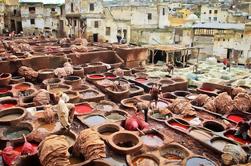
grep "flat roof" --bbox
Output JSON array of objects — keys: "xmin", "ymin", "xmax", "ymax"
[{"xmin": 192, "ymin": 22, "xmax": 245, "ymax": 30}]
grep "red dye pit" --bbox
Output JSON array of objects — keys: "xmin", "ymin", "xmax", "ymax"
[
  {"xmin": 225, "ymin": 133, "xmax": 251, "ymax": 145},
  {"xmin": 0, "ymin": 88, "xmax": 9, "ymax": 94},
  {"xmin": 199, "ymin": 87, "xmax": 214, "ymax": 92},
  {"xmin": 227, "ymin": 115, "xmax": 244, "ymax": 123},
  {"xmin": 75, "ymin": 104, "xmax": 93, "ymax": 115},
  {"xmin": 135, "ymin": 78, "xmax": 147, "ymax": 83},
  {"xmin": 89, "ymin": 75, "xmax": 104, "ymax": 79},
  {"xmin": 14, "ymin": 143, "xmax": 38, "ymax": 153},
  {"xmin": 14, "ymin": 84, "xmax": 30, "ymax": 91},
  {"xmin": 0, "ymin": 103, "xmax": 16, "ymax": 110},
  {"xmin": 169, "ymin": 122, "xmax": 189, "ymax": 130}
]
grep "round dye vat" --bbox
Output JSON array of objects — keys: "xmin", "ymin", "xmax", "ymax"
[
  {"xmin": 75, "ymin": 104, "xmax": 93, "ymax": 115},
  {"xmin": 14, "ymin": 143, "xmax": 38, "ymax": 153},
  {"xmin": 186, "ymin": 94, "xmax": 198, "ymax": 100},
  {"xmin": 0, "ymin": 113, "xmax": 23, "ymax": 121},
  {"xmin": 224, "ymin": 131, "xmax": 251, "ymax": 145},
  {"xmin": 211, "ymin": 138, "xmax": 235, "ymax": 151},
  {"xmin": 50, "ymin": 87, "xmax": 69, "ymax": 94},
  {"xmin": 199, "ymin": 87, "xmax": 215, "ymax": 92},
  {"xmin": 189, "ymin": 129, "xmax": 212, "ymax": 141},
  {"xmin": 203, "ymin": 121, "xmax": 225, "ymax": 132},
  {"xmin": 140, "ymin": 134, "xmax": 164, "ymax": 147},
  {"xmin": 132, "ymin": 156, "xmax": 158, "ymax": 166},
  {"xmin": 14, "ymin": 84, "xmax": 30, "ymax": 91},
  {"xmin": 37, "ymin": 122, "xmax": 61, "ymax": 133},
  {"xmin": 82, "ymin": 115, "xmax": 106, "ymax": 127},
  {"xmin": 96, "ymin": 104, "xmax": 113, "ymax": 112},
  {"xmin": 82, "ymin": 91, "xmax": 98, "ymax": 99},
  {"xmin": 135, "ymin": 78, "xmax": 147, "ymax": 83},
  {"xmin": 4, "ymin": 128, "xmax": 31, "ymax": 139},
  {"xmin": 103, "ymin": 157, "xmax": 127, "ymax": 166},
  {"xmin": 0, "ymin": 87, "xmax": 10, "ymax": 94},
  {"xmin": 169, "ymin": 122, "xmax": 188, "ymax": 130},
  {"xmin": 151, "ymin": 113, "xmax": 170, "ymax": 120},
  {"xmin": 89, "ymin": 75, "xmax": 104, "ymax": 79},
  {"xmin": 106, "ymin": 113, "xmax": 126, "ymax": 121},
  {"xmin": 227, "ymin": 115, "xmax": 244, "ymax": 123},
  {"xmin": 0, "ymin": 103, "xmax": 16, "ymax": 110},
  {"xmin": 169, "ymin": 119, "xmax": 189, "ymax": 131},
  {"xmin": 185, "ymin": 157, "xmax": 216, "ymax": 166},
  {"xmin": 152, "ymin": 101, "xmax": 168, "ymax": 109}
]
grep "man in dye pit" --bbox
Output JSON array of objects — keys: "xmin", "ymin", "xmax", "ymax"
[{"xmin": 235, "ymin": 121, "xmax": 250, "ymax": 140}]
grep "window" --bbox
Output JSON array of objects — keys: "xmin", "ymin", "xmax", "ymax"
[
  {"xmin": 60, "ymin": 6, "xmax": 63, "ymax": 15},
  {"xmin": 29, "ymin": 7, "xmax": 35, "ymax": 13},
  {"xmin": 90, "ymin": 3, "xmax": 94, "ymax": 11},
  {"xmin": 209, "ymin": 10, "xmax": 212, "ymax": 14},
  {"xmin": 213, "ymin": 17, "xmax": 217, "ymax": 21},
  {"xmin": 13, "ymin": 9, "xmax": 17, "ymax": 15},
  {"xmin": 241, "ymin": 34, "xmax": 243, "ymax": 38},
  {"xmin": 209, "ymin": 17, "xmax": 211, "ymax": 21},
  {"xmin": 148, "ymin": 13, "xmax": 152, "ymax": 20},
  {"xmin": 74, "ymin": 20, "xmax": 77, "ymax": 27},
  {"xmin": 162, "ymin": 8, "xmax": 165, "ymax": 15},
  {"xmin": 51, "ymin": 8, "xmax": 55, "ymax": 12},
  {"xmin": 94, "ymin": 21, "xmax": 99, "ymax": 28},
  {"xmin": 214, "ymin": 10, "xmax": 218, "ymax": 14},
  {"xmin": 30, "ymin": 19, "xmax": 35, "ymax": 25},
  {"xmin": 106, "ymin": 27, "xmax": 111, "ymax": 36},
  {"xmin": 71, "ymin": 3, "xmax": 74, "ymax": 12}
]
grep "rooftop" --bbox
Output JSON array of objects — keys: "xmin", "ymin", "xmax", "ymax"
[
  {"xmin": 191, "ymin": 22, "xmax": 245, "ymax": 30},
  {"xmin": 19, "ymin": 0, "xmax": 64, "ymax": 4}
]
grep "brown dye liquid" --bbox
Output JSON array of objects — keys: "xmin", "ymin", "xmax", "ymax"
[
  {"xmin": 117, "ymin": 141, "xmax": 135, "ymax": 148},
  {"xmin": 101, "ymin": 131, "xmax": 114, "ymax": 136},
  {"xmin": 50, "ymin": 88, "xmax": 68, "ymax": 93},
  {"xmin": 0, "ymin": 114, "xmax": 22, "ymax": 121},
  {"xmin": 37, "ymin": 122, "xmax": 61, "ymax": 132},
  {"xmin": 163, "ymin": 154, "xmax": 182, "ymax": 160},
  {"xmin": 189, "ymin": 129, "xmax": 212, "ymax": 141}
]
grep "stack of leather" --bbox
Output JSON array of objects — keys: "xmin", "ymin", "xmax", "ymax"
[
  {"xmin": 192, "ymin": 94, "xmax": 210, "ymax": 107},
  {"xmin": 18, "ymin": 66, "xmax": 38, "ymax": 81},
  {"xmin": 73, "ymin": 129, "xmax": 106, "ymax": 161},
  {"xmin": 33, "ymin": 89, "xmax": 51, "ymax": 106},
  {"xmin": 38, "ymin": 135, "xmax": 70, "ymax": 166},
  {"xmin": 233, "ymin": 93, "xmax": 251, "ymax": 113},
  {"xmin": 169, "ymin": 98, "xmax": 197, "ymax": 117}
]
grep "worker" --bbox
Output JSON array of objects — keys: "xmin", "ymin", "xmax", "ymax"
[{"xmin": 235, "ymin": 121, "xmax": 250, "ymax": 140}]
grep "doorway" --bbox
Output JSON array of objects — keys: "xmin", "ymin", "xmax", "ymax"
[
  {"xmin": 16, "ymin": 21, "xmax": 22, "ymax": 33},
  {"xmin": 93, "ymin": 33, "xmax": 98, "ymax": 42},
  {"xmin": 10, "ymin": 20, "xmax": 15, "ymax": 32}
]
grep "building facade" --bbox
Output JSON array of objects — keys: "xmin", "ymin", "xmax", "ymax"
[{"xmin": 19, "ymin": 0, "xmax": 63, "ymax": 36}]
